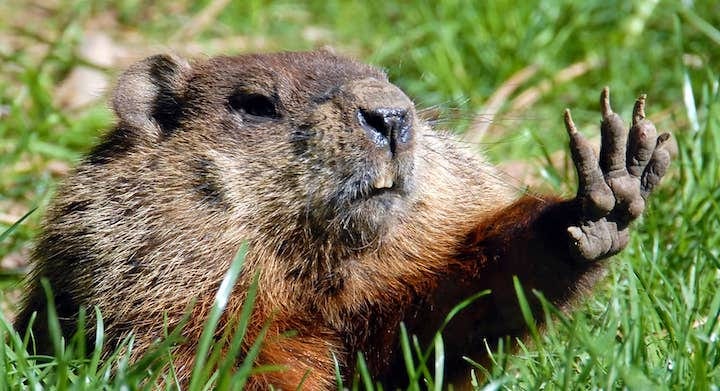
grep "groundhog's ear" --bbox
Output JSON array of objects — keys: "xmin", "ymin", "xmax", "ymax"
[{"xmin": 111, "ymin": 54, "xmax": 191, "ymax": 138}]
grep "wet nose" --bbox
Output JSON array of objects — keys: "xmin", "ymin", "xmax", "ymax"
[{"xmin": 357, "ymin": 107, "xmax": 412, "ymax": 154}]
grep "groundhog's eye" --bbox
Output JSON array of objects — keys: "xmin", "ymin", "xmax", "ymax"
[{"xmin": 228, "ymin": 92, "xmax": 280, "ymax": 119}]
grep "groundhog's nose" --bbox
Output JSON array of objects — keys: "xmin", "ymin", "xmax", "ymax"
[{"xmin": 357, "ymin": 107, "xmax": 412, "ymax": 155}]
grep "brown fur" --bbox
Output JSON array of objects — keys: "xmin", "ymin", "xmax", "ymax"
[{"xmin": 15, "ymin": 50, "xmax": 669, "ymax": 388}]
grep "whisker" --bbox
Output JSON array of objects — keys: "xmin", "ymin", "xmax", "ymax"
[{"xmin": 419, "ymin": 142, "xmax": 542, "ymax": 200}]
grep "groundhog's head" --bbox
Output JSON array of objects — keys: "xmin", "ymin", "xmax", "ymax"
[{"xmin": 105, "ymin": 51, "xmax": 423, "ymax": 256}]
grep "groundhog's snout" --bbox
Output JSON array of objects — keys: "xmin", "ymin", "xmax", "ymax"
[
  {"xmin": 357, "ymin": 107, "xmax": 412, "ymax": 155},
  {"xmin": 348, "ymin": 78, "xmax": 415, "ymax": 156}
]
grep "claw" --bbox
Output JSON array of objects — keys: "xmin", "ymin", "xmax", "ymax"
[
  {"xmin": 657, "ymin": 132, "xmax": 670, "ymax": 145},
  {"xmin": 626, "ymin": 107, "xmax": 657, "ymax": 178},
  {"xmin": 641, "ymin": 133, "xmax": 672, "ymax": 199},
  {"xmin": 567, "ymin": 226, "xmax": 588, "ymax": 261},
  {"xmin": 563, "ymin": 109, "xmax": 578, "ymax": 135},
  {"xmin": 566, "ymin": 106, "xmax": 615, "ymax": 218},
  {"xmin": 632, "ymin": 94, "xmax": 646, "ymax": 126},
  {"xmin": 600, "ymin": 87, "xmax": 612, "ymax": 117},
  {"xmin": 599, "ymin": 89, "xmax": 628, "ymax": 176},
  {"xmin": 568, "ymin": 226, "xmax": 583, "ymax": 242}
]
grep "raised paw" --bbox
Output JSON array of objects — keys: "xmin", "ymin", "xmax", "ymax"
[{"xmin": 563, "ymin": 87, "xmax": 671, "ymax": 262}]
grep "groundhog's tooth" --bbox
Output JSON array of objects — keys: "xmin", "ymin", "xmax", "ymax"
[
  {"xmin": 373, "ymin": 174, "xmax": 394, "ymax": 189},
  {"xmin": 373, "ymin": 176, "xmax": 385, "ymax": 189},
  {"xmin": 373, "ymin": 177, "xmax": 384, "ymax": 189}
]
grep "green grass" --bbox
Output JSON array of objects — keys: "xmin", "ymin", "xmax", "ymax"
[{"xmin": 1, "ymin": 0, "xmax": 719, "ymax": 389}]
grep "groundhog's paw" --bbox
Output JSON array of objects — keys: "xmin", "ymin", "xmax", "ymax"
[{"xmin": 563, "ymin": 87, "xmax": 671, "ymax": 262}]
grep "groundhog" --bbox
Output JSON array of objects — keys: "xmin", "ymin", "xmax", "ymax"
[{"xmin": 15, "ymin": 50, "xmax": 671, "ymax": 389}]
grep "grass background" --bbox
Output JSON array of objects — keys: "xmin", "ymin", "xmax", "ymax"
[{"xmin": 1, "ymin": 0, "xmax": 719, "ymax": 389}]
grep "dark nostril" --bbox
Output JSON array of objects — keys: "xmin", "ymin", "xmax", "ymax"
[
  {"xmin": 358, "ymin": 108, "xmax": 407, "ymax": 139},
  {"xmin": 357, "ymin": 107, "xmax": 412, "ymax": 153}
]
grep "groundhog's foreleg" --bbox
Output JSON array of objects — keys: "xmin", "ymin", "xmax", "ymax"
[{"xmin": 399, "ymin": 88, "xmax": 671, "ymax": 383}]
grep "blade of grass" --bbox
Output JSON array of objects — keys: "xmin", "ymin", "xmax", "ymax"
[
  {"xmin": 41, "ymin": 278, "xmax": 69, "ymax": 390},
  {"xmin": 1, "ymin": 311, "xmax": 40, "ymax": 389},
  {"xmin": 86, "ymin": 307, "xmax": 105, "ymax": 383},
  {"xmin": 513, "ymin": 276, "xmax": 540, "ymax": 345},
  {"xmin": 0, "ymin": 325, "xmax": 7, "ymax": 391},
  {"xmin": 231, "ymin": 320, "xmax": 272, "ymax": 389},
  {"xmin": 215, "ymin": 272, "xmax": 260, "ymax": 390},
  {"xmin": 333, "ymin": 353, "xmax": 344, "ymax": 390},
  {"xmin": 0, "ymin": 207, "xmax": 36, "ymax": 243},
  {"xmin": 188, "ymin": 243, "xmax": 248, "ymax": 391},
  {"xmin": 406, "ymin": 289, "xmax": 490, "ymax": 386},
  {"xmin": 355, "ymin": 352, "xmax": 374, "ymax": 391},
  {"xmin": 433, "ymin": 334, "xmax": 444, "ymax": 391},
  {"xmin": 398, "ymin": 323, "xmax": 417, "ymax": 390}
]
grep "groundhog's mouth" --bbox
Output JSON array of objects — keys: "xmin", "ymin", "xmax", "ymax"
[
  {"xmin": 372, "ymin": 173, "xmax": 394, "ymax": 191},
  {"xmin": 368, "ymin": 186, "xmax": 396, "ymax": 198},
  {"xmin": 357, "ymin": 162, "xmax": 415, "ymax": 203},
  {"xmin": 323, "ymin": 169, "xmax": 410, "ymax": 242},
  {"xmin": 343, "ymin": 163, "xmax": 412, "ymax": 205},
  {"xmin": 362, "ymin": 174, "xmax": 405, "ymax": 203}
]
